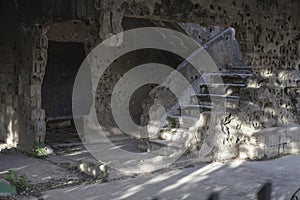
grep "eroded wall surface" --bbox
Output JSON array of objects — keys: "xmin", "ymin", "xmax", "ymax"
[
  {"xmin": 0, "ymin": 0, "xmax": 298, "ymax": 152},
  {"xmin": 0, "ymin": 0, "xmax": 19, "ymax": 146},
  {"xmin": 42, "ymin": 41, "xmax": 86, "ymax": 119}
]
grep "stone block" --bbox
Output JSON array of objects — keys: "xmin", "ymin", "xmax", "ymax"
[
  {"xmin": 215, "ymin": 144, "xmax": 238, "ymax": 160},
  {"xmin": 160, "ymin": 129, "xmax": 192, "ymax": 144},
  {"xmin": 285, "ymin": 142, "xmax": 300, "ymax": 154},
  {"xmin": 30, "ymin": 97, "xmax": 41, "ymax": 108},
  {"xmin": 285, "ymin": 127, "xmax": 300, "ymax": 140},
  {"xmin": 32, "ymin": 61, "xmax": 46, "ymax": 76},
  {"xmin": 239, "ymin": 144, "xmax": 264, "ymax": 159},
  {"xmin": 264, "ymin": 145, "xmax": 279, "ymax": 158},
  {"xmin": 31, "ymin": 109, "xmax": 45, "ymax": 121},
  {"xmin": 241, "ymin": 126, "xmax": 300, "ymax": 160},
  {"xmin": 30, "ymin": 84, "xmax": 41, "ymax": 97},
  {"xmin": 78, "ymin": 162, "xmax": 107, "ymax": 179},
  {"xmin": 35, "ymin": 35, "xmax": 48, "ymax": 49},
  {"xmin": 33, "ymin": 120, "xmax": 46, "ymax": 136}
]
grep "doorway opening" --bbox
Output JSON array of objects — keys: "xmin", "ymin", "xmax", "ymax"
[{"xmin": 42, "ymin": 41, "xmax": 86, "ymax": 145}]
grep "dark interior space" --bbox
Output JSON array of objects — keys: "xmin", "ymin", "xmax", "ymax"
[
  {"xmin": 42, "ymin": 41, "xmax": 86, "ymax": 145},
  {"xmin": 0, "ymin": 0, "xmax": 18, "ymax": 43},
  {"xmin": 0, "ymin": 0, "xmax": 18, "ymax": 144},
  {"xmin": 129, "ymin": 84, "xmax": 158, "ymax": 125}
]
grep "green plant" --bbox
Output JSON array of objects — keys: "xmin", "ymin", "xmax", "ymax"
[
  {"xmin": 28, "ymin": 144, "xmax": 48, "ymax": 158},
  {"xmin": 34, "ymin": 144, "xmax": 46, "ymax": 158},
  {"xmin": 166, "ymin": 116, "xmax": 176, "ymax": 128},
  {"xmin": 3, "ymin": 170, "xmax": 29, "ymax": 194}
]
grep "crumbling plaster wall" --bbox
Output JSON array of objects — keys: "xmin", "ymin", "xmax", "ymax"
[
  {"xmin": 12, "ymin": 0, "xmax": 300, "ymax": 150},
  {"xmin": 0, "ymin": 43, "xmax": 19, "ymax": 146},
  {"xmin": 0, "ymin": 0, "xmax": 19, "ymax": 147},
  {"xmin": 16, "ymin": 20, "xmax": 99, "ymax": 150},
  {"xmin": 95, "ymin": 18, "xmax": 186, "ymax": 133},
  {"xmin": 17, "ymin": 24, "xmax": 49, "ymax": 150},
  {"xmin": 95, "ymin": 0, "xmax": 300, "ymax": 159},
  {"xmin": 107, "ymin": 0, "xmax": 300, "ymax": 128},
  {"xmin": 115, "ymin": 0, "xmax": 300, "ymax": 159}
]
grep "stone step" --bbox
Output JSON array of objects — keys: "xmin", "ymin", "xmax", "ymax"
[
  {"xmin": 203, "ymin": 71, "xmax": 252, "ymax": 83},
  {"xmin": 188, "ymin": 100, "xmax": 239, "ymax": 110},
  {"xmin": 223, "ymin": 64, "xmax": 251, "ymax": 70},
  {"xmin": 190, "ymin": 93, "xmax": 240, "ymax": 105},
  {"xmin": 182, "ymin": 104, "xmax": 213, "ymax": 109},
  {"xmin": 200, "ymin": 83, "xmax": 246, "ymax": 88},
  {"xmin": 78, "ymin": 159, "xmax": 107, "ymax": 179},
  {"xmin": 181, "ymin": 104, "xmax": 212, "ymax": 117},
  {"xmin": 167, "ymin": 115, "xmax": 200, "ymax": 129},
  {"xmin": 206, "ymin": 72, "xmax": 252, "ymax": 77},
  {"xmin": 220, "ymin": 68, "xmax": 252, "ymax": 75},
  {"xmin": 152, "ymin": 146, "xmax": 179, "ymax": 156},
  {"xmin": 149, "ymin": 139, "xmax": 184, "ymax": 151},
  {"xmin": 160, "ymin": 127, "xmax": 187, "ymax": 132},
  {"xmin": 188, "ymin": 111, "xmax": 211, "ymax": 127},
  {"xmin": 181, "ymin": 107, "xmax": 213, "ymax": 124},
  {"xmin": 159, "ymin": 128, "xmax": 193, "ymax": 143},
  {"xmin": 199, "ymin": 83, "xmax": 246, "ymax": 96},
  {"xmin": 210, "ymin": 75, "xmax": 248, "ymax": 84},
  {"xmin": 239, "ymin": 126, "xmax": 300, "ymax": 160},
  {"xmin": 198, "ymin": 111, "xmax": 212, "ymax": 128}
]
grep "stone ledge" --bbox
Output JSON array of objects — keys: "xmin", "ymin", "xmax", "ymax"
[{"xmin": 239, "ymin": 126, "xmax": 300, "ymax": 160}]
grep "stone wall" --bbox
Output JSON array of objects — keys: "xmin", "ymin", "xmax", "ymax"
[
  {"xmin": 100, "ymin": 1, "xmax": 300, "ymax": 153},
  {"xmin": 0, "ymin": 0, "xmax": 298, "ymax": 151},
  {"xmin": 95, "ymin": 18, "xmax": 186, "ymax": 133},
  {"xmin": 16, "ymin": 24, "xmax": 48, "ymax": 150},
  {"xmin": 118, "ymin": 0, "xmax": 300, "ymax": 126},
  {"xmin": 0, "ymin": 42, "xmax": 18, "ymax": 146},
  {"xmin": 12, "ymin": 16, "xmax": 101, "ymax": 148},
  {"xmin": 0, "ymin": 0, "xmax": 19, "ymax": 147},
  {"xmin": 104, "ymin": 0, "xmax": 299, "ymax": 159}
]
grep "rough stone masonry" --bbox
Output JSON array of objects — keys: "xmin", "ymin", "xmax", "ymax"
[{"xmin": 0, "ymin": 0, "xmax": 299, "ymax": 161}]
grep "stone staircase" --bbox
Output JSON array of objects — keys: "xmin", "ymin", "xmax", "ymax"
[
  {"xmin": 90, "ymin": 27, "xmax": 254, "ymax": 173},
  {"xmin": 137, "ymin": 27, "xmax": 255, "ymax": 159},
  {"xmin": 73, "ymin": 27, "xmax": 255, "ymax": 175},
  {"xmin": 146, "ymin": 65, "xmax": 252, "ymax": 157}
]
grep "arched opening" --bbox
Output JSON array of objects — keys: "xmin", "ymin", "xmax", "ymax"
[{"xmin": 42, "ymin": 41, "xmax": 87, "ymax": 145}]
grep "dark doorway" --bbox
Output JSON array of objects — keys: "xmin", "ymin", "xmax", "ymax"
[{"xmin": 42, "ymin": 41, "xmax": 86, "ymax": 145}]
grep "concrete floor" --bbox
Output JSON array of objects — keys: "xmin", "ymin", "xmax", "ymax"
[
  {"xmin": 0, "ymin": 153, "xmax": 79, "ymax": 185},
  {"xmin": 42, "ymin": 154, "xmax": 300, "ymax": 200},
  {"xmin": 1, "ymin": 146, "xmax": 300, "ymax": 200}
]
